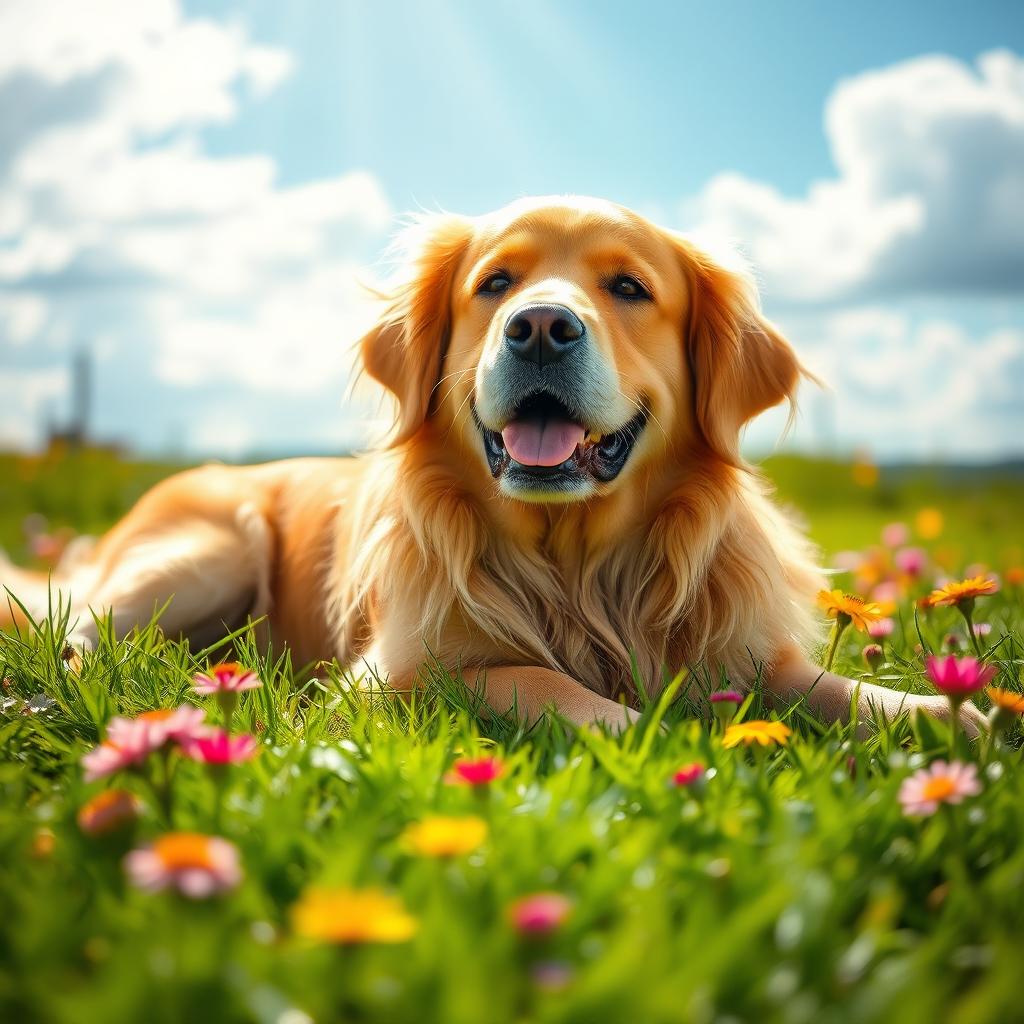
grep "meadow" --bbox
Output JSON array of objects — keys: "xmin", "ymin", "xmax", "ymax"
[{"xmin": 2, "ymin": 448, "xmax": 1023, "ymax": 1024}]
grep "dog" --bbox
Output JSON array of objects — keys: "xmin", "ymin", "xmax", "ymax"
[{"xmin": 1, "ymin": 196, "xmax": 983, "ymax": 734}]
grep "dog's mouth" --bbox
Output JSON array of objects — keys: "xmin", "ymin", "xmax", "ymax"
[{"xmin": 474, "ymin": 391, "xmax": 647, "ymax": 493}]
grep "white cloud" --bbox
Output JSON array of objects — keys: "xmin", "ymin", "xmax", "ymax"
[
  {"xmin": 692, "ymin": 50, "xmax": 1024, "ymax": 303},
  {"xmin": 0, "ymin": 0, "xmax": 392, "ymax": 428},
  {"xmin": 746, "ymin": 309, "xmax": 1024, "ymax": 460},
  {"xmin": 0, "ymin": 366, "xmax": 69, "ymax": 449}
]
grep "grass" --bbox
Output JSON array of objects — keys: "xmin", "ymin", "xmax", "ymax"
[{"xmin": 2, "ymin": 448, "xmax": 1024, "ymax": 1023}]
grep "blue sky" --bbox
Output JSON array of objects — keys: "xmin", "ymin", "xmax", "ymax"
[{"xmin": 1, "ymin": 0, "xmax": 1022, "ymax": 460}]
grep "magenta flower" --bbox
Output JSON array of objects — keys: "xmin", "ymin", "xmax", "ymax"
[
  {"xmin": 508, "ymin": 893, "xmax": 572, "ymax": 935},
  {"xmin": 193, "ymin": 663, "xmax": 261, "ymax": 695},
  {"xmin": 867, "ymin": 617, "xmax": 895, "ymax": 639},
  {"xmin": 124, "ymin": 832, "xmax": 242, "ymax": 898},
  {"xmin": 182, "ymin": 729, "xmax": 260, "ymax": 765},
  {"xmin": 83, "ymin": 707, "xmax": 207, "ymax": 782},
  {"xmin": 898, "ymin": 760, "xmax": 981, "ymax": 817},
  {"xmin": 895, "ymin": 547, "xmax": 927, "ymax": 577},
  {"xmin": 445, "ymin": 756, "xmax": 503, "ymax": 786},
  {"xmin": 671, "ymin": 763, "xmax": 705, "ymax": 787},
  {"xmin": 973, "ymin": 623, "xmax": 992, "ymax": 638},
  {"xmin": 925, "ymin": 654, "xmax": 997, "ymax": 699},
  {"xmin": 709, "ymin": 690, "xmax": 743, "ymax": 705}
]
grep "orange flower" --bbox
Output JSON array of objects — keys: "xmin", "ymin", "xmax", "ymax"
[
  {"xmin": 927, "ymin": 575, "xmax": 998, "ymax": 608},
  {"xmin": 722, "ymin": 720, "xmax": 791, "ymax": 748},
  {"xmin": 986, "ymin": 687, "xmax": 1024, "ymax": 715},
  {"xmin": 401, "ymin": 815, "xmax": 487, "ymax": 857},
  {"xmin": 78, "ymin": 789, "xmax": 142, "ymax": 836},
  {"xmin": 816, "ymin": 590, "xmax": 883, "ymax": 631},
  {"xmin": 1005, "ymin": 567, "xmax": 1024, "ymax": 587},
  {"xmin": 292, "ymin": 887, "xmax": 417, "ymax": 944}
]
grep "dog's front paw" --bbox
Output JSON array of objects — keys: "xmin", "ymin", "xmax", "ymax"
[{"xmin": 908, "ymin": 694, "xmax": 986, "ymax": 740}]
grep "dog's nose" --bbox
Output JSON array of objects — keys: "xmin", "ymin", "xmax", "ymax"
[{"xmin": 503, "ymin": 303, "xmax": 585, "ymax": 367}]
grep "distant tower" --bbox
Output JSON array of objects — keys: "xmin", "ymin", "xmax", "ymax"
[{"xmin": 70, "ymin": 348, "xmax": 91, "ymax": 449}]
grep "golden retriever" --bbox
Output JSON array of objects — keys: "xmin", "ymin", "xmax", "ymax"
[{"xmin": 1, "ymin": 196, "xmax": 982, "ymax": 733}]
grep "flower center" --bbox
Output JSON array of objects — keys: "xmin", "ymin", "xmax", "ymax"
[
  {"xmin": 921, "ymin": 777, "xmax": 957, "ymax": 802},
  {"xmin": 153, "ymin": 833, "xmax": 216, "ymax": 870},
  {"xmin": 138, "ymin": 709, "xmax": 174, "ymax": 723}
]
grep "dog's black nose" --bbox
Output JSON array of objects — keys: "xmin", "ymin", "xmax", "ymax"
[{"xmin": 503, "ymin": 303, "xmax": 585, "ymax": 367}]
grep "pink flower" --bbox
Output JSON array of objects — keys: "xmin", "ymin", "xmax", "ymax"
[
  {"xmin": 671, "ymin": 763, "xmax": 705, "ymax": 787},
  {"xmin": 898, "ymin": 760, "xmax": 981, "ymax": 817},
  {"xmin": 895, "ymin": 547, "xmax": 927, "ymax": 577},
  {"xmin": 192, "ymin": 663, "xmax": 261, "ymax": 695},
  {"xmin": 82, "ymin": 707, "xmax": 207, "ymax": 781},
  {"xmin": 973, "ymin": 623, "xmax": 992, "ymax": 638},
  {"xmin": 124, "ymin": 832, "xmax": 242, "ymax": 898},
  {"xmin": 508, "ymin": 893, "xmax": 572, "ymax": 935},
  {"xmin": 925, "ymin": 654, "xmax": 997, "ymax": 699},
  {"xmin": 709, "ymin": 690, "xmax": 743, "ymax": 705},
  {"xmin": 867, "ymin": 617, "xmax": 895, "ymax": 639},
  {"xmin": 882, "ymin": 522, "xmax": 909, "ymax": 548},
  {"xmin": 445, "ymin": 756, "xmax": 503, "ymax": 786},
  {"xmin": 182, "ymin": 729, "xmax": 259, "ymax": 765}
]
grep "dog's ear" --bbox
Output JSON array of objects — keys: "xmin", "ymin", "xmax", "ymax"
[
  {"xmin": 360, "ymin": 213, "xmax": 474, "ymax": 445},
  {"xmin": 674, "ymin": 235, "xmax": 809, "ymax": 464}
]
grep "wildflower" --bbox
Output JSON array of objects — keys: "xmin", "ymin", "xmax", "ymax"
[
  {"xmin": 863, "ymin": 644, "xmax": 884, "ymax": 674},
  {"xmin": 124, "ymin": 832, "xmax": 242, "ymax": 898},
  {"xmin": 882, "ymin": 523, "xmax": 909, "ymax": 548},
  {"xmin": 942, "ymin": 633, "xmax": 961, "ymax": 652},
  {"xmin": 915, "ymin": 508, "xmax": 944, "ymax": 540},
  {"xmin": 193, "ymin": 663, "xmax": 261, "ymax": 730},
  {"xmin": 722, "ymin": 720, "xmax": 791, "ymax": 749},
  {"xmin": 401, "ymin": 815, "xmax": 487, "ymax": 857},
  {"xmin": 973, "ymin": 623, "xmax": 992, "ymax": 639},
  {"xmin": 671, "ymin": 763, "xmax": 705, "ymax": 787},
  {"xmin": 928, "ymin": 576, "xmax": 998, "ymax": 608},
  {"xmin": 82, "ymin": 706, "xmax": 207, "ymax": 782},
  {"xmin": 1006, "ymin": 566, "xmax": 1024, "ymax": 587},
  {"xmin": 867, "ymin": 617, "xmax": 895, "ymax": 640},
  {"xmin": 986, "ymin": 686, "xmax": 1024, "ymax": 714},
  {"xmin": 898, "ymin": 760, "xmax": 980, "ymax": 817},
  {"xmin": 894, "ymin": 547, "xmax": 927, "ymax": 578},
  {"xmin": 986, "ymin": 686, "xmax": 1024, "ymax": 734},
  {"xmin": 32, "ymin": 828, "xmax": 55, "ymax": 859},
  {"xmin": 925, "ymin": 655, "xmax": 997, "ymax": 700},
  {"xmin": 292, "ymin": 887, "xmax": 417, "ymax": 944},
  {"xmin": 709, "ymin": 689, "xmax": 743, "ymax": 725},
  {"xmin": 181, "ymin": 730, "xmax": 260, "ymax": 765},
  {"xmin": 508, "ymin": 893, "xmax": 572, "ymax": 935},
  {"xmin": 77, "ymin": 789, "xmax": 142, "ymax": 837},
  {"xmin": 192, "ymin": 663, "xmax": 262, "ymax": 695},
  {"xmin": 818, "ymin": 590, "xmax": 883, "ymax": 669},
  {"xmin": 445, "ymin": 756, "xmax": 503, "ymax": 786}
]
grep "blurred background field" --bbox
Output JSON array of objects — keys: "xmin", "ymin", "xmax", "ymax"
[{"xmin": 3, "ymin": 447, "xmax": 1021, "ymax": 573}]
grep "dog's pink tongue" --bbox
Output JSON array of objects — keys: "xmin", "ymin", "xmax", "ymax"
[{"xmin": 502, "ymin": 418, "xmax": 585, "ymax": 467}]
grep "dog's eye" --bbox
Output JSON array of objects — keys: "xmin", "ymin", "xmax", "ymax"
[
  {"xmin": 609, "ymin": 275, "xmax": 650, "ymax": 300},
  {"xmin": 477, "ymin": 272, "xmax": 512, "ymax": 295}
]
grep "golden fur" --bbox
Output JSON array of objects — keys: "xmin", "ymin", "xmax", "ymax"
[{"xmin": 1, "ymin": 196, "xmax": 983, "ymax": 733}]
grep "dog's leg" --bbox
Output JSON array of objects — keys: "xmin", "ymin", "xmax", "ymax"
[
  {"xmin": 766, "ymin": 652, "xmax": 987, "ymax": 737},
  {"xmin": 463, "ymin": 666, "xmax": 640, "ymax": 730}
]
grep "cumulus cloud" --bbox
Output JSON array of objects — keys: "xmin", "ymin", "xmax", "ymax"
[
  {"xmin": 692, "ymin": 50, "xmax": 1024, "ymax": 303},
  {"xmin": 0, "ymin": 0, "xmax": 392, "ymax": 450},
  {"xmin": 745, "ymin": 309, "xmax": 1024, "ymax": 459}
]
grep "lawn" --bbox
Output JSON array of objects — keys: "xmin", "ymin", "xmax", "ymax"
[{"xmin": 2, "ymin": 449, "xmax": 1023, "ymax": 1024}]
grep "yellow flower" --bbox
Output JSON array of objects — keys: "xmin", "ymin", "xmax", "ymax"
[
  {"xmin": 292, "ymin": 887, "xmax": 417, "ymax": 944},
  {"xmin": 401, "ymin": 815, "xmax": 487, "ymax": 857},
  {"xmin": 722, "ymin": 720, "xmax": 792, "ymax": 748},
  {"xmin": 915, "ymin": 508, "xmax": 944, "ymax": 540},
  {"xmin": 927, "ymin": 576, "xmax": 998, "ymax": 608},
  {"xmin": 986, "ymin": 687, "xmax": 1024, "ymax": 715},
  {"xmin": 816, "ymin": 589, "xmax": 883, "ymax": 631}
]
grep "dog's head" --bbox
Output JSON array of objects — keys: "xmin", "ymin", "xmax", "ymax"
[{"xmin": 361, "ymin": 196, "xmax": 806, "ymax": 503}]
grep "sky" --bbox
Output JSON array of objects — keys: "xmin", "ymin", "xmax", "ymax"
[{"xmin": 1, "ymin": 0, "xmax": 1022, "ymax": 461}]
